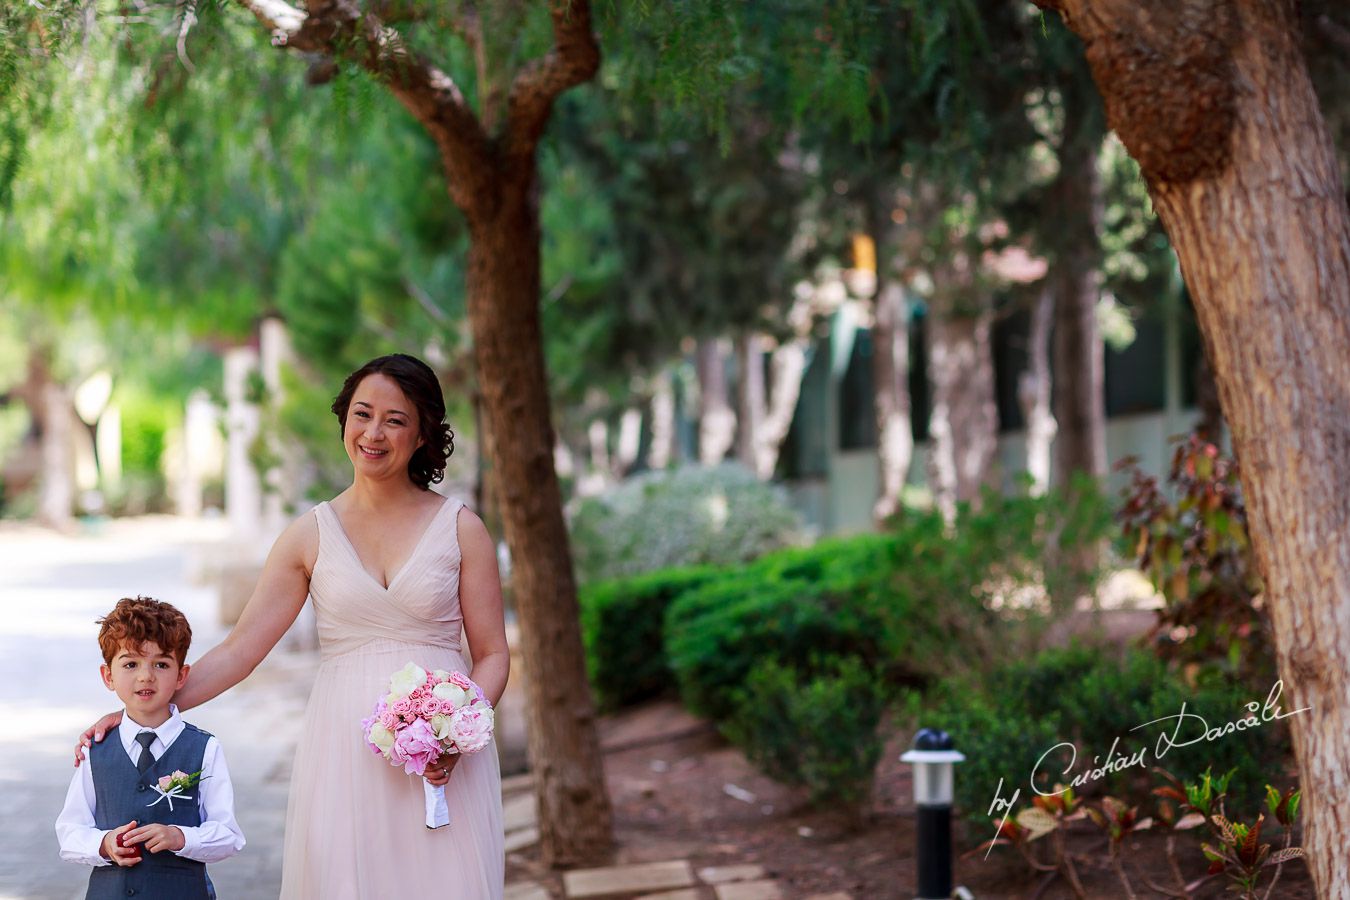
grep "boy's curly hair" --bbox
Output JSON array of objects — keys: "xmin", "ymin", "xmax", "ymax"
[{"xmin": 97, "ymin": 596, "xmax": 193, "ymax": 666}]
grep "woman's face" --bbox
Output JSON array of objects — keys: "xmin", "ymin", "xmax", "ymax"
[{"xmin": 343, "ymin": 373, "xmax": 424, "ymax": 481}]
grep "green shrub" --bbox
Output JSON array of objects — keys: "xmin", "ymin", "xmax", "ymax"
[
  {"xmin": 723, "ymin": 657, "xmax": 887, "ymax": 812},
  {"xmin": 580, "ymin": 566, "xmax": 723, "ymax": 710},
  {"xmin": 568, "ymin": 463, "xmax": 804, "ymax": 584},
  {"xmin": 665, "ymin": 572, "xmax": 888, "ymax": 720}
]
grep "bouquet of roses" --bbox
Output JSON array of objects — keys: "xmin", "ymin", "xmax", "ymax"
[{"xmin": 362, "ymin": 662, "xmax": 495, "ymax": 828}]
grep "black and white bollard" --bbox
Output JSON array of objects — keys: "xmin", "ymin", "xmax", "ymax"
[{"xmin": 900, "ymin": 728, "xmax": 965, "ymax": 900}]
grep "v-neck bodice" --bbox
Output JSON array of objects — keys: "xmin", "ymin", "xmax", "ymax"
[{"xmin": 310, "ymin": 498, "xmax": 465, "ymax": 661}]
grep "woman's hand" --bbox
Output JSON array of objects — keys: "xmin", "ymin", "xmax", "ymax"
[
  {"xmin": 75, "ymin": 711, "xmax": 124, "ymax": 766},
  {"xmin": 423, "ymin": 752, "xmax": 460, "ymax": 787}
]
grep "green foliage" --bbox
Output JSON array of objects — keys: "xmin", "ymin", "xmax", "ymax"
[
  {"xmin": 579, "ymin": 565, "xmax": 723, "ymax": 710},
  {"xmin": 924, "ymin": 645, "xmax": 1291, "ymax": 836},
  {"xmin": 1117, "ymin": 434, "xmax": 1270, "ymax": 683},
  {"xmin": 723, "ymin": 657, "xmax": 887, "ymax": 812},
  {"xmin": 664, "ymin": 537, "xmax": 896, "ymax": 721},
  {"xmin": 568, "ymin": 463, "xmax": 804, "ymax": 585}
]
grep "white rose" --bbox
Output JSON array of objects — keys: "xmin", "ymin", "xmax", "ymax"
[
  {"xmin": 429, "ymin": 714, "xmax": 453, "ymax": 741},
  {"xmin": 432, "ymin": 682, "xmax": 472, "ymax": 709},
  {"xmin": 389, "ymin": 662, "xmax": 427, "ymax": 698},
  {"xmin": 432, "ymin": 669, "xmax": 452, "ymax": 682},
  {"xmin": 368, "ymin": 722, "xmax": 397, "ymax": 755},
  {"xmin": 448, "ymin": 706, "xmax": 495, "ymax": 753}
]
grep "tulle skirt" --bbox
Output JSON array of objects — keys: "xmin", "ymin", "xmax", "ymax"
[{"xmin": 279, "ymin": 638, "xmax": 504, "ymax": 899}]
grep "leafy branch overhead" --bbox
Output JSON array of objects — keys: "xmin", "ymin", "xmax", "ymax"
[{"xmin": 232, "ymin": 0, "xmax": 598, "ymax": 215}]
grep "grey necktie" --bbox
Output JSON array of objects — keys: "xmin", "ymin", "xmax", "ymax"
[{"xmin": 135, "ymin": 731, "xmax": 157, "ymax": 774}]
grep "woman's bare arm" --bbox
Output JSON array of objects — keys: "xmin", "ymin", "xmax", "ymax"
[
  {"xmin": 76, "ymin": 512, "xmax": 316, "ymax": 761},
  {"xmin": 457, "ymin": 508, "xmax": 510, "ymax": 708},
  {"xmin": 173, "ymin": 513, "xmax": 316, "ymax": 711}
]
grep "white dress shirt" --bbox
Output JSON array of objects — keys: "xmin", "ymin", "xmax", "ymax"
[{"xmin": 55, "ymin": 705, "xmax": 246, "ymax": 866}]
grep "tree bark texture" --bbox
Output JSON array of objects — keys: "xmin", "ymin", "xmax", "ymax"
[
  {"xmin": 466, "ymin": 191, "xmax": 612, "ymax": 865},
  {"xmin": 925, "ymin": 309, "xmax": 999, "ymax": 522},
  {"xmin": 871, "ymin": 278, "xmax": 914, "ymax": 522},
  {"xmin": 1037, "ymin": 0, "xmax": 1350, "ymax": 892},
  {"xmin": 234, "ymin": 0, "xmax": 612, "ymax": 866},
  {"xmin": 1049, "ymin": 96, "xmax": 1107, "ymax": 484}
]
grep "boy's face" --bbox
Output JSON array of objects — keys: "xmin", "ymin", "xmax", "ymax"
[{"xmin": 100, "ymin": 641, "xmax": 189, "ymax": 726}]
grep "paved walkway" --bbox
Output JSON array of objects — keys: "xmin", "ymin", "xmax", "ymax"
[{"xmin": 0, "ymin": 516, "xmax": 312, "ymax": 900}]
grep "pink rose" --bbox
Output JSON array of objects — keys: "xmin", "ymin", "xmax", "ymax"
[
  {"xmin": 447, "ymin": 671, "xmax": 475, "ymax": 691},
  {"xmin": 158, "ymin": 774, "xmax": 174, "ymax": 791},
  {"xmin": 437, "ymin": 698, "xmax": 457, "ymax": 715},
  {"xmin": 391, "ymin": 717, "xmax": 441, "ymax": 775},
  {"xmin": 409, "ymin": 686, "xmax": 426, "ymax": 701},
  {"xmin": 418, "ymin": 697, "xmax": 439, "ymax": 718},
  {"xmin": 391, "ymin": 697, "xmax": 415, "ymax": 719},
  {"xmin": 448, "ymin": 705, "xmax": 495, "ymax": 754},
  {"xmin": 378, "ymin": 709, "xmax": 400, "ymax": 732}
]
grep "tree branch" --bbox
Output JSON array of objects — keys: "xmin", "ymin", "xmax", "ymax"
[
  {"xmin": 230, "ymin": 0, "xmax": 493, "ymax": 205},
  {"xmin": 501, "ymin": 0, "xmax": 600, "ymax": 165}
]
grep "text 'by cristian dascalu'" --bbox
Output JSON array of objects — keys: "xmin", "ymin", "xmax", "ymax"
[{"xmin": 982, "ymin": 679, "xmax": 1311, "ymax": 858}]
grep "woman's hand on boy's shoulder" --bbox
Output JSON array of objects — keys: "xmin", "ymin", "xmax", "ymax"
[{"xmin": 74, "ymin": 710, "xmax": 124, "ymax": 766}]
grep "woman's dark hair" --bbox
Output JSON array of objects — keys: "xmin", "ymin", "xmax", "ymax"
[{"xmin": 331, "ymin": 354, "xmax": 454, "ymax": 489}]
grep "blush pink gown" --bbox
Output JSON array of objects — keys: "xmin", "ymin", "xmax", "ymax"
[{"xmin": 279, "ymin": 499, "xmax": 504, "ymax": 899}]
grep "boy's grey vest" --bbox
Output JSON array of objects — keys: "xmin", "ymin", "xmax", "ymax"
[{"xmin": 86, "ymin": 723, "xmax": 213, "ymax": 900}]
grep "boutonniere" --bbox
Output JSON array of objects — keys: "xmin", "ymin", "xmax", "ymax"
[{"xmin": 146, "ymin": 769, "xmax": 208, "ymax": 811}]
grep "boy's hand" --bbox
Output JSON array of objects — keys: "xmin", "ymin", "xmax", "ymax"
[
  {"xmin": 123, "ymin": 823, "xmax": 186, "ymax": 854},
  {"xmin": 74, "ymin": 711, "xmax": 124, "ymax": 766},
  {"xmin": 100, "ymin": 822, "xmax": 142, "ymax": 867}
]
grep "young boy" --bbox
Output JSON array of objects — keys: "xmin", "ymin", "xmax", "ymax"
[{"xmin": 56, "ymin": 596, "xmax": 245, "ymax": 900}]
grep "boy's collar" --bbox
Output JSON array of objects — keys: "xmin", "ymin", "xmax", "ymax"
[{"xmin": 119, "ymin": 704, "xmax": 184, "ymax": 748}]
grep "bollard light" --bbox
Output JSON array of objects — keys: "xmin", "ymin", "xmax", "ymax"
[{"xmin": 900, "ymin": 728, "xmax": 966, "ymax": 900}]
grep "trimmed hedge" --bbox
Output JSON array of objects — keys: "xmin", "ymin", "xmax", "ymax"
[{"xmin": 579, "ymin": 566, "xmax": 723, "ymax": 710}]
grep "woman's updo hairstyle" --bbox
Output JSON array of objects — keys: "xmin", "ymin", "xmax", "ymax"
[{"xmin": 331, "ymin": 354, "xmax": 455, "ymax": 489}]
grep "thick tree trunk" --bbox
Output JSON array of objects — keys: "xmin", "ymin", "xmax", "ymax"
[
  {"xmin": 871, "ymin": 279, "xmax": 914, "ymax": 522},
  {"xmin": 695, "ymin": 338, "xmax": 736, "ymax": 466},
  {"xmin": 1019, "ymin": 286, "xmax": 1057, "ymax": 494},
  {"xmin": 1049, "ymin": 102, "xmax": 1107, "ymax": 485},
  {"xmin": 465, "ymin": 187, "xmax": 612, "ymax": 866},
  {"xmin": 1038, "ymin": 1, "xmax": 1350, "ymax": 892},
  {"xmin": 612, "ymin": 407, "xmax": 641, "ymax": 478},
  {"xmin": 925, "ymin": 307, "xmax": 999, "ymax": 522}
]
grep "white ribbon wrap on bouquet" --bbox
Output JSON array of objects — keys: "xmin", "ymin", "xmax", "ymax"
[{"xmin": 424, "ymin": 781, "xmax": 450, "ymax": 829}]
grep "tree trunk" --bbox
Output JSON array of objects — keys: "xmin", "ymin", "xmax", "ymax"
[
  {"xmin": 757, "ymin": 335, "xmax": 809, "ymax": 480},
  {"xmin": 1019, "ymin": 286, "xmax": 1057, "ymax": 494},
  {"xmin": 33, "ymin": 357, "xmax": 75, "ymax": 531},
  {"xmin": 647, "ymin": 368, "xmax": 676, "ymax": 470},
  {"xmin": 465, "ymin": 186, "xmax": 612, "ymax": 867},
  {"xmin": 735, "ymin": 334, "xmax": 766, "ymax": 475},
  {"xmin": 1049, "ymin": 95, "xmax": 1107, "ymax": 485},
  {"xmin": 925, "ymin": 307, "xmax": 999, "ymax": 522},
  {"xmin": 1037, "ymin": 1, "xmax": 1350, "ymax": 892},
  {"xmin": 612, "ymin": 407, "xmax": 642, "ymax": 478},
  {"xmin": 695, "ymin": 338, "xmax": 736, "ymax": 466},
  {"xmin": 871, "ymin": 279, "xmax": 914, "ymax": 522}
]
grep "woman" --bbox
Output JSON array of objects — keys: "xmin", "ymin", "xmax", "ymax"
[{"xmin": 77, "ymin": 354, "xmax": 509, "ymax": 899}]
